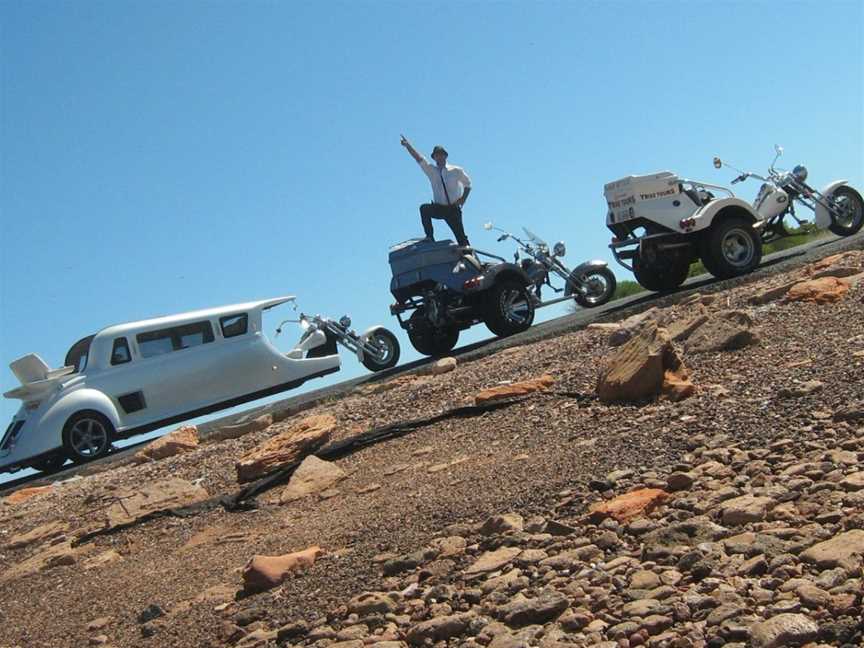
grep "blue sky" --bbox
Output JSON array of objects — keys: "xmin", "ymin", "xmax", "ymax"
[{"xmin": 1, "ymin": 1, "xmax": 862, "ymax": 469}]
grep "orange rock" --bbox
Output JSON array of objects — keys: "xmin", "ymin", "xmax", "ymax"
[
  {"xmin": 662, "ymin": 369, "xmax": 696, "ymax": 402},
  {"xmin": 3, "ymin": 485, "xmax": 53, "ymax": 505},
  {"xmin": 242, "ymin": 546, "xmax": 323, "ymax": 593},
  {"xmin": 474, "ymin": 375, "xmax": 555, "ymax": 404},
  {"xmin": 596, "ymin": 323, "xmax": 689, "ymax": 403},
  {"xmin": 134, "ymin": 425, "xmax": 199, "ymax": 463},
  {"xmin": 784, "ymin": 277, "xmax": 850, "ymax": 305},
  {"xmin": 588, "ymin": 488, "xmax": 670, "ymax": 523},
  {"xmin": 235, "ymin": 414, "xmax": 336, "ymax": 483}
]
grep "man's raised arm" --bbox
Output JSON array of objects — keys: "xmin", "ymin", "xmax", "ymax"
[{"xmin": 400, "ymin": 134, "xmax": 426, "ymax": 165}]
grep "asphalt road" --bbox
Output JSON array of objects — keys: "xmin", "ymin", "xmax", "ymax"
[{"xmin": 3, "ymin": 231, "xmax": 861, "ymax": 494}]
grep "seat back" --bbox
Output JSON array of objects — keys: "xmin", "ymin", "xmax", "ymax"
[{"xmin": 10, "ymin": 353, "xmax": 51, "ymax": 385}]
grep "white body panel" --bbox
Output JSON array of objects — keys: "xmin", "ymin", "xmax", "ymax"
[
  {"xmin": 753, "ymin": 183, "xmax": 790, "ymax": 220},
  {"xmin": 1, "ymin": 296, "xmax": 340, "ymax": 472},
  {"xmin": 814, "ymin": 180, "xmax": 850, "ymax": 229},
  {"xmin": 605, "ymin": 171, "xmax": 761, "ymax": 234}
]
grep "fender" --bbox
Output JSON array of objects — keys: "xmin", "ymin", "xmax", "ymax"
[
  {"xmin": 20, "ymin": 388, "xmax": 122, "ymax": 455},
  {"xmin": 814, "ymin": 180, "xmax": 854, "ymax": 230},
  {"xmin": 357, "ymin": 325, "xmax": 388, "ymax": 361},
  {"xmin": 570, "ymin": 259, "xmax": 609, "ymax": 275},
  {"xmin": 471, "ymin": 262, "xmax": 531, "ymax": 292},
  {"xmin": 692, "ymin": 197, "xmax": 763, "ymax": 232}
]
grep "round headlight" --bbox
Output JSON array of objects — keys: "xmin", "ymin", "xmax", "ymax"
[
  {"xmin": 792, "ymin": 165, "xmax": 808, "ymax": 183},
  {"xmin": 553, "ymin": 241, "xmax": 566, "ymax": 257},
  {"xmin": 339, "ymin": 315, "xmax": 352, "ymax": 328}
]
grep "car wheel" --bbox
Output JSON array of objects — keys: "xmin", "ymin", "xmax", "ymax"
[
  {"xmin": 484, "ymin": 279, "xmax": 535, "ymax": 337},
  {"xmin": 407, "ymin": 310, "xmax": 459, "ymax": 357},
  {"xmin": 361, "ymin": 327, "xmax": 401, "ymax": 372},
  {"xmin": 632, "ymin": 253, "xmax": 690, "ymax": 292},
  {"xmin": 62, "ymin": 411, "xmax": 114, "ymax": 464},
  {"xmin": 827, "ymin": 186, "xmax": 864, "ymax": 236},
  {"xmin": 700, "ymin": 216, "xmax": 763, "ymax": 279}
]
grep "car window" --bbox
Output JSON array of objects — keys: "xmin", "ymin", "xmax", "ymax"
[
  {"xmin": 111, "ymin": 337, "xmax": 132, "ymax": 365},
  {"xmin": 136, "ymin": 321, "xmax": 215, "ymax": 358},
  {"xmin": 137, "ymin": 330, "xmax": 175, "ymax": 358},
  {"xmin": 220, "ymin": 313, "xmax": 248, "ymax": 338}
]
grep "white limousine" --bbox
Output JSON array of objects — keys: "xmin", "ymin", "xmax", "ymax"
[{"xmin": 1, "ymin": 297, "xmax": 340, "ymax": 474}]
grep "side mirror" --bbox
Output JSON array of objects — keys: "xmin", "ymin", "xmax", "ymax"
[
  {"xmin": 483, "ymin": 221, "xmax": 493, "ymax": 230},
  {"xmin": 713, "ymin": 157, "xmax": 722, "ymax": 169},
  {"xmin": 339, "ymin": 315, "xmax": 351, "ymax": 328},
  {"xmin": 774, "ymin": 144, "xmax": 784, "ymax": 156}
]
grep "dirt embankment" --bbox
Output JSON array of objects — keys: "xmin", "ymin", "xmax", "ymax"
[{"xmin": 1, "ymin": 248, "xmax": 863, "ymax": 648}]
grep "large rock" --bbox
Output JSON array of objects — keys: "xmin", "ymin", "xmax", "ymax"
[
  {"xmin": 474, "ymin": 375, "xmax": 554, "ymax": 404},
  {"xmin": 685, "ymin": 310, "xmax": 758, "ymax": 353},
  {"xmin": 279, "ymin": 455, "xmax": 346, "ymax": 503},
  {"xmin": 479, "ymin": 513, "xmax": 524, "ymax": 536},
  {"xmin": 596, "ymin": 323, "xmax": 691, "ymax": 403},
  {"xmin": 420, "ymin": 357, "xmax": 457, "ymax": 376},
  {"xmin": 750, "ymin": 613, "xmax": 818, "ymax": 647},
  {"xmin": 0, "ymin": 539, "xmax": 78, "ymax": 584},
  {"xmin": 4, "ymin": 520, "xmax": 69, "ymax": 551},
  {"xmin": 3, "ymin": 485, "xmax": 53, "ymax": 505},
  {"xmin": 642, "ymin": 519, "xmax": 728, "ymax": 560},
  {"xmin": 784, "ymin": 276, "xmax": 850, "ymax": 304},
  {"xmin": 209, "ymin": 414, "xmax": 274, "ymax": 442},
  {"xmin": 347, "ymin": 592, "xmax": 398, "ymax": 616},
  {"xmin": 464, "ymin": 547, "xmax": 522, "ymax": 575},
  {"xmin": 236, "ymin": 414, "xmax": 336, "ymax": 482},
  {"xmin": 496, "ymin": 590, "xmax": 569, "ymax": 627},
  {"xmin": 242, "ymin": 546, "xmax": 323, "ymax": 593},
  {"xmin": 799, "ymin": 529, "xmax": 864, "ymax": 568},
  {"xmin": 133, "ymin": 425, "xmax": 198, "ymax": 463},
  {"xmin": 720, "ymin": 494, "xmax": 775, "ymax": 526},
  {"xmin": 588, "ymin": 488, "xmax": 670, "ymax": 523},
  {"xmin": 406, "ymin": 614, "xmax": 469, "ymax": 645},
  {"xmin": 92, "ymin": 478, "xmax": 209, "ymax": 533}
]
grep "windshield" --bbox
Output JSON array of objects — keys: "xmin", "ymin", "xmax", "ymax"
[
  {"xmin": 522, "ymin": 227, "xmax": 547, "ymax": 247},
  {"xmin": 64, "ymin": 334, "xmax": 95, "ymax": 373}
]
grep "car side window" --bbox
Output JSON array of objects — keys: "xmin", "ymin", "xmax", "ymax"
[
  {"xmin": 111, "ymin": 337, "xmax": 132, "ymax": 365},
  {"xmin": 220, "ymin": 313, "xmax": 248, "ymax": 338},
  {"xmin": 136, "ymin": 321, "xmax": 215, "ymax": 358},
  {"xmin": 137, "ymin": 330, "xmax": 175, "ymax": 358}
]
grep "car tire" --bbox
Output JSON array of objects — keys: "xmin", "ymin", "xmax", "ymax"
[
  {"xmin": 632, "ymin": 253, "xmax": 690, "ymax": 292},
  {"xmin": 361, "ymin": 327, "xmax": 401, "ymax": 372},
  {"xmin": 62, "ymin": 411, "xmax": 114, "ymax": 464},
  {"xmin": 407, "ymin": 310, "xmax": 459, "ymax": 357},
  {"xmin": 30, "ymin": 454, "xmax": 67, "ymax": 474},
  {"xmin": 827, "ymin": 186, "xmax": 864, "ymax": 236},
  {"xmin": 484, "ymin": 279, "xmax": 535, "ymax": 337},
  {"xmin": 700, "ymin": 216, "xmax": 763, "ymax": 279}
]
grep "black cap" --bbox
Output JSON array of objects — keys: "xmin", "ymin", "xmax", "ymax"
[{"xmin": 431, "ymin": 145, "xmax": 448, "ymax": 158}]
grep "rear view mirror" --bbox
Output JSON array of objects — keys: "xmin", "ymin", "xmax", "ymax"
[
  {"xmin": 483, "ymin": 221, "xmax": 493, "ymax": 230},
  {"xmin": 713, "ymin": 157, "xmax": 722, "ymax": 169},
  {"xmin": 774, "ymin": 144, "xmax": 783, "ymax": 156}
]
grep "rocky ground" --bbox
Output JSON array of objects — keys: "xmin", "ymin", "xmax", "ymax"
[{"xmin": 1, "ymin": 248, "xmax": 863, "ymax": 648}]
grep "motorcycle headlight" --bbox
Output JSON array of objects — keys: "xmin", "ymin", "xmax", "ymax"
[
  {"xmin": 339, "ymin": 315, "xmax": 351, "ymax": 328},
  {"xmin": 300, "ymin": 318, "xmax": 310, "ymax": 330},
  {"xmin": 792, "ymin": 165, "xmax": 808, "ymax": 183},
  {"xmin": 553, "ymin": 241, "xmax": 566, "ymax": 257}
]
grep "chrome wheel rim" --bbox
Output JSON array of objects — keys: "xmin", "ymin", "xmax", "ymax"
[
  {"xmin": 833, "ymin": 194, "xmax": 862, "ymax": 229},
  {"xmin": 69, "ymin": 418, "xmax": 109, "ymax": 458},
  {"xmin": 500, "ymin": 289, "xmax": 531, "ymax": 325},
  {"xmin": 370, "ymin": 335, "xmax": 395, "ymax": 364},
  {"xmin": 581, "ymin": 273, "xmax": 612, "ymax": 305},
  {"xmin": 721, "ymin": 228, "xmax": 755, "ymax": 267}
]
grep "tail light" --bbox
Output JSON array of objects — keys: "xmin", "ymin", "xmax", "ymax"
[
  {"xmin": 679, "ymin": 217, "xmax": 696, "ymax": 230},
  {"xmin": 463, "ymin": 277, "xmax": 483, "ymax": 290}
]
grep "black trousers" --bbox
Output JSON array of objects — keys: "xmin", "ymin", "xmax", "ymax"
[{"xmin": 420, "ymin": 203, "xmax": 470, "ymax": 247}]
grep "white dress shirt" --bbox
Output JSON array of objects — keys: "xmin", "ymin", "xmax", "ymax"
[{"xmin": 418, "ymin": 159, "xmax": 472, "ymax": 206}]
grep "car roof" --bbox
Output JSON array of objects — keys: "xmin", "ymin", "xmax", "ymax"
[{"xmin": 94, "ymin": 296, "xmax": 295, "ymax": 340}]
